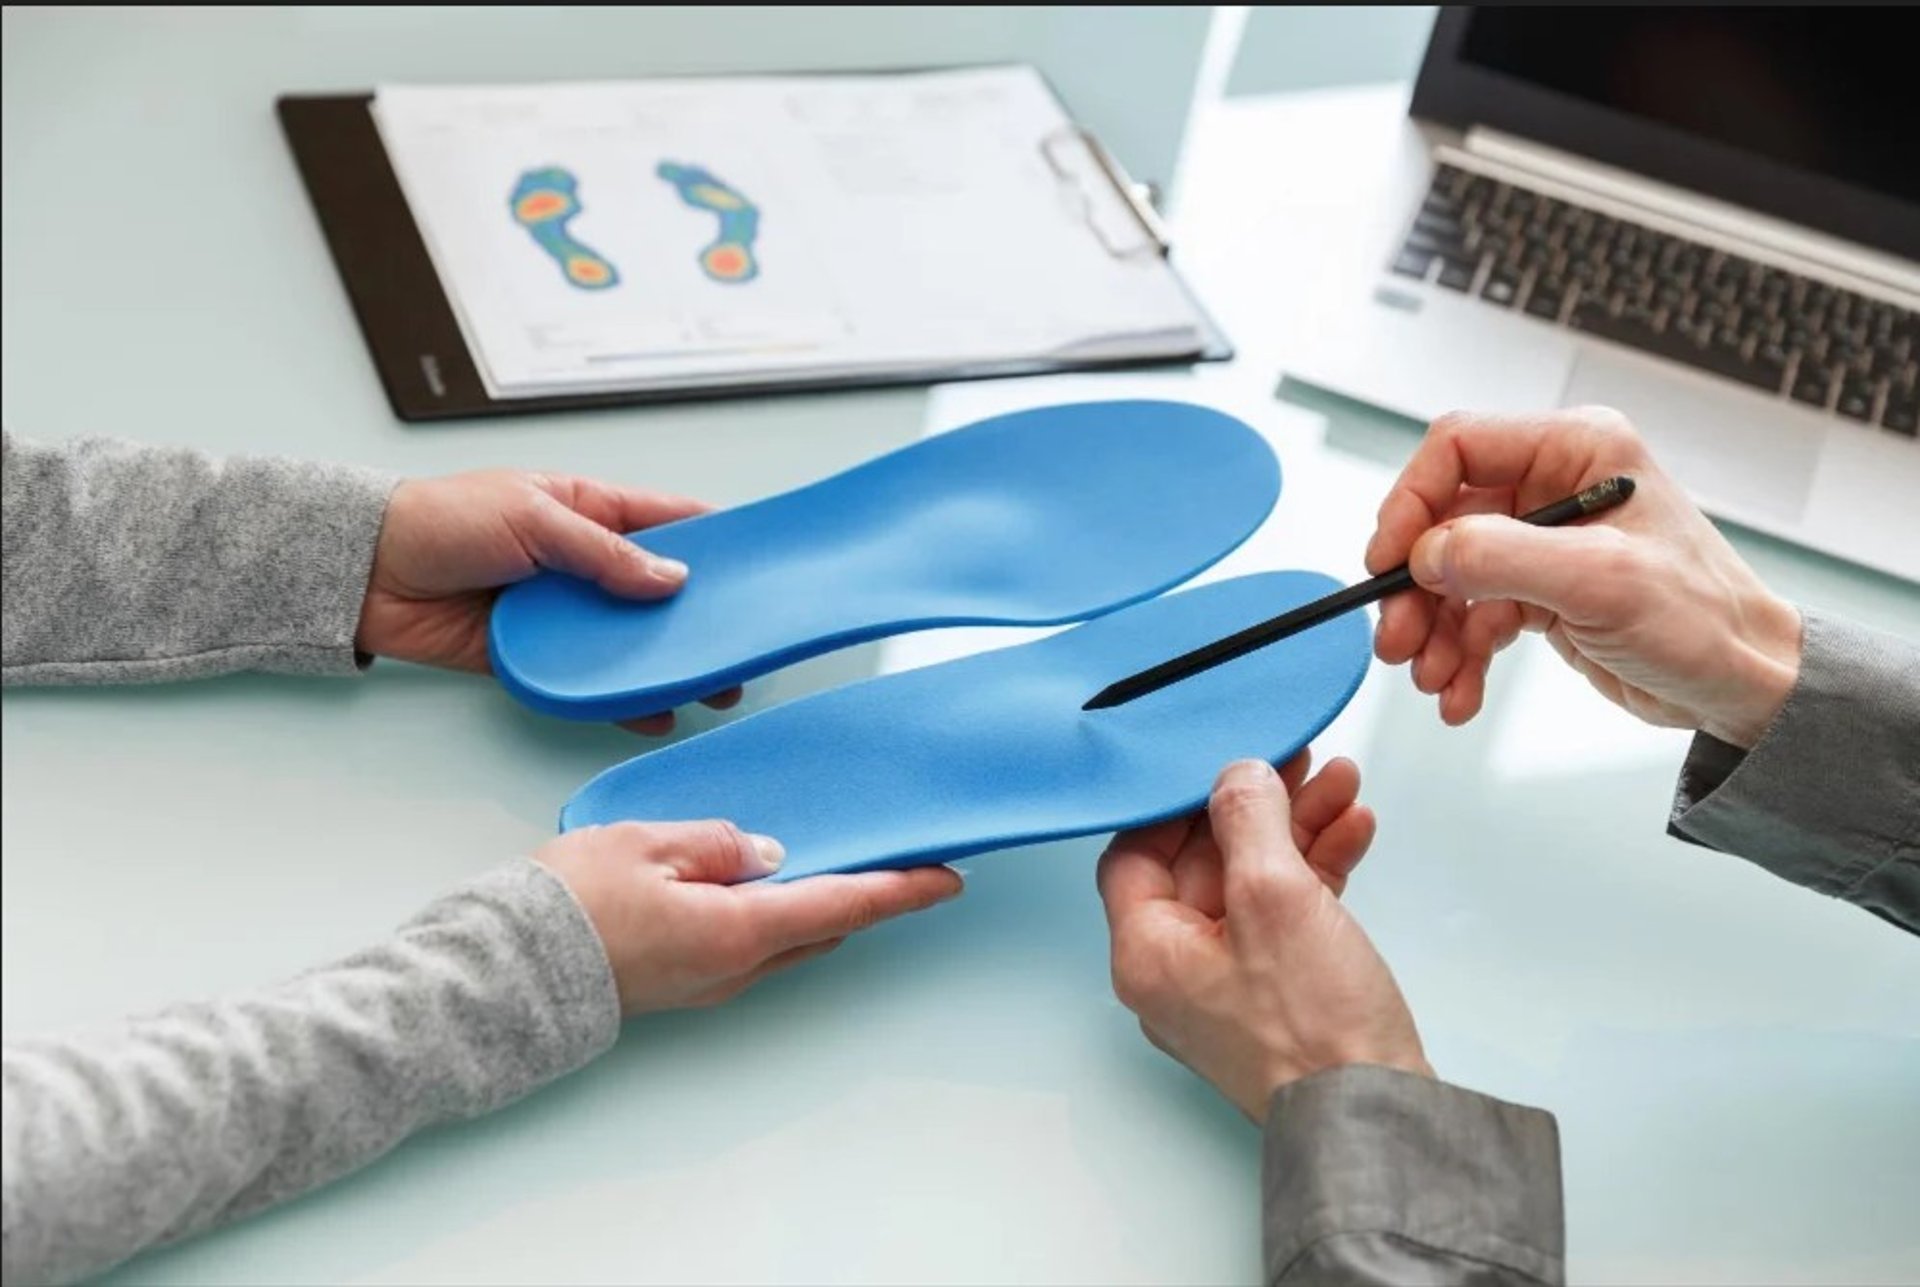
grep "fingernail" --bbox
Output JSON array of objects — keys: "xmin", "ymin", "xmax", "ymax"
[
  {"xmin": 750, "ymin": 834, "xmax": 785, "ymax": 870},
  {"xmin": 1410, "ymin": 528, "xmax": 1449, "ymax": 590},
  {"xmin": 1223, "ymin": 758, "xmax": 1275, "ymax": 785},
  {"xmin": 652, "ymin": 556, "xmax": 689, "ymax": 582},
  {"xmin": 940, "ymin": 868, "xmax": 966, "ymax": 900}
]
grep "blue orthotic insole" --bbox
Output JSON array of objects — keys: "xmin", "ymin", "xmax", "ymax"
[
  {"xmin": 562, "ymin": 571, "xmax": 1370, "ymax": 881},
  {"xmin": 489, "ymin": 401, "xmax": 1279, "ymax": 721}
]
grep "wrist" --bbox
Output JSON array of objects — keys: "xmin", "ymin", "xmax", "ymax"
[
  {"xmin": 353, "ymin": 480, "xmax": 419, "ymax": 659},
  {"xmin": 1703, "ymin": 592, "xmax": 1802, "ymax": 749},
  {"xmin": 352, "ymin": 593, "xmax": 388, "ymax": 661},
  {"xmin": 535, "ymin": 850, "xmax": 633, "ymax": 1011},
  {"xmin": 1257, "ymin": 1044, "xmax": 1433, "ymax": 1116}
]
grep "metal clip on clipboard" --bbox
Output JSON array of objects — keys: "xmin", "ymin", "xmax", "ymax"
[{"xmin": 1041, "ymin": 126, "xmax": 1173, "ymax": 260}]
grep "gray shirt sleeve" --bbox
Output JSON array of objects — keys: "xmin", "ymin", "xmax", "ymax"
[
  {"xmin": 2, "ymin": 860, "xmax": 622, "ymax": 1286},
  {"xmin": 1254, "ymin": 610, "xmax": 1918, "ymax": 1286},
  {"xmin": 1263, "ymin": 1066, "xmax": 1563, "ymax": 1285},
  {"xmin": 1669, "ymin": 608, "xmax": 1919, "ymax": 934},
  {"xmin": 1, "ymin": 429, "xmax": 395, "ymax": 684}
]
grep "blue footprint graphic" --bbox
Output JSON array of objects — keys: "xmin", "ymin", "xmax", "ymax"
[
  {"xmin": 509, "ymin": 168, "xmax": 619, "ymax": 290},
  {"xmin": 657, "ymin": 162, "xmax": 760, "ymax": 283}
]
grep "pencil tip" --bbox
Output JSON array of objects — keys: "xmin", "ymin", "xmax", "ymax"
[{"xmin": 1615, "ymin": 474, "xmax": 1636, "ymax": 498}]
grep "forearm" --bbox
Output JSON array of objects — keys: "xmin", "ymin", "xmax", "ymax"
[
  {"xmin": 1263, "ymin": 1065, "xmax": 1563, "ymax": 1286},
  {"xmin": 1, "ymin": 431, "xmax": 394, "ymax": 685},
  {"xmin": 1670, "ymin": 610, "xmax": 1920, "ymax": 933},
  {"xmin": 1, "ymin": 861, "xmax": 619, "ymax": 1285}
]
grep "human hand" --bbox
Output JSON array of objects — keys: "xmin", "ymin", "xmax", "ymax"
[
  {"xmin": 357, "ymin": 470, "xmax": 740, "ymax": 733},
  {"xmin": 1099, "ymin": 754, "xmax": 1426, "ymax": 1122},
  {"xmin": 1368, "ymin": 407, "xmax": 1802, "ymax": 747},
  {"xmin": 536, "ymin": 822, "xmax": 964, "ymax": 1013}
]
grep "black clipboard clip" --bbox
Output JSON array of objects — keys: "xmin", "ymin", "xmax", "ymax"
[{"xmin": 1041, "ymin": 126, "xmax": 1172, "ymax": 260}]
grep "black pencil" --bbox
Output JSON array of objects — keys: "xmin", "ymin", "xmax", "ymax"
[{"xmin": 1082, "ymin": 475, "xmax": 1637, "ymax": 711}]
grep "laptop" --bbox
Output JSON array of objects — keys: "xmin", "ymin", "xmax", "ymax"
[{"xmin": 1283, "ymin": 8, "xmax": 1919, "ymax": 582}]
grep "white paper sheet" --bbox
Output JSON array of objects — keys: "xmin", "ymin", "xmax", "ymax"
[{"xmin": 372, "ymin": 68, "xmax": 1210, "ymax": 397}]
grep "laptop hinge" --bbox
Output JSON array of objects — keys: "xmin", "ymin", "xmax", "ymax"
[{"xmin": 1452, "ymin": 127, "xmax": 1920, "ymax": 304}]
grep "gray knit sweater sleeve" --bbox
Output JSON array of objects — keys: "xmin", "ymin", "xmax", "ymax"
[
  {"xmin": 1, "ymin": 861, "xmax": 622, "ymax": 1285},
  {"xmin": 1, "ymin": 429, "xmax": 394, "ymax": 683},
  {"xmin": 1, "ymin": 431, "xmax": 623, "ymax": 1283}
]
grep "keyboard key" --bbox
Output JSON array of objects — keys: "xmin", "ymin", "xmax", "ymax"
[
  {"xmin": 1791, "ymin": 367, "xmax": 1834, "ymax": 408},
  {"xmin": 1619, "ymin": 302, "xmax": 1661, "ymax": 332},
  {"xmin": 1404, "ymin": 226, "xmax": 1459, "ymax": 255},
  {"xmin": 1436, "ymin": 259, "xmax": 1477, "ymax": 291},
  {"xmin": 1525, "ymin": 287, "xmax": 1565, "ymax": 320},
  {"xmin": 1392, "ymin": 249, "xmax": 1435, "ymax": 279},
  {"xmin": 1482, "ymin": 270, "xmax": 1521, "ymax": 307},
  {"xmin": 1883, "ymin": 392, "xmax": 1917, "ymax": 437},
  {"xmin": 1750, "ymin": 351, "xmax": 1791, "ymax": 393},
  {"xmin": 1836, "ymin": 375, "xmax": 1878, "ymax": 422},
  {"xmin": 1674, "ymin": 315, "xmax": 1715, "ymax": 347}
]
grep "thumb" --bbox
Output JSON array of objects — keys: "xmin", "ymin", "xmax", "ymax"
[
  {"xmin": 630, "ymin": 819, "xmax": 785, "ymax": 883},
  {"xmin": 520, "ymin": 497, "xmax": 689, "ymax": 599},
  {"xmin": 1410, "ymin": 514, "xmax": 1634, "ymax": 623},
  {"xmin": 1208, "ymin": 760, "xmax": 1317, "ymax": 923}
]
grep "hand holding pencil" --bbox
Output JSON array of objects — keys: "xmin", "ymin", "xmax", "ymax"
[{"xmin": 1367, "ymin": 406, "xmax": 1803, "ymax": 747}]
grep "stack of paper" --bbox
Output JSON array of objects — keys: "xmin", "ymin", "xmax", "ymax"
[{"xmin": 372, "ymin": 67, "xmax": 1213, "ymax": 399}]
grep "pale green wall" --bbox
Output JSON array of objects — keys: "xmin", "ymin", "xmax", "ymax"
[
  {"xmin": 1, "ymin": 5, "xmax": 1211, "ymax": 187},
  {"xmin": 1228, "ymin": 5, "xmax": 1436, "ymax": 96}
]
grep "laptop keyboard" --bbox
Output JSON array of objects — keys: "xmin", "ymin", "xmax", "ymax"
[{"xmin": 1392, "ymin": 165, "xmax": 1919, "ymax": 438}]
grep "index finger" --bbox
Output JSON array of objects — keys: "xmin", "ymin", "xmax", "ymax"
[
  {"xmin": 1208, "ymin": 760, "xmax": 1308, "ymax": 925},
  {"xmin": 737, "ymin": 866, "xmax": 961, "ymax": 954},
  {"xmin": 1365, "ymin": 409, "xmax": 1628, "ymax": 573},
  {"xmin": 1096, "ymin": 820, "xmax": 1187, "ymax": 928},
  {"xmin": 541, "ymin": 474, "xmax": 714, "ymax": 533}
]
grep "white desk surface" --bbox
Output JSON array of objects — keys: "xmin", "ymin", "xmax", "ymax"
[{"xmin": 4, "ymin": 20, "xmax": 1918, "ymax": 1286}]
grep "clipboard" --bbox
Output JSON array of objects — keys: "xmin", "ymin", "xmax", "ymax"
[{"xmin": 278, "ymin": 69, "xmax": 1232, "ymax": 423}]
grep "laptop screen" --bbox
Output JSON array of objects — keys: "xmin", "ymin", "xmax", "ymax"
[
  {"xmin": 1457, "ymin": 10, "xmax": 1916, "ymax": 206},
  {"xmin": 1412, "ymin": 8, "xmax": 1920, "ymax": 261}
]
